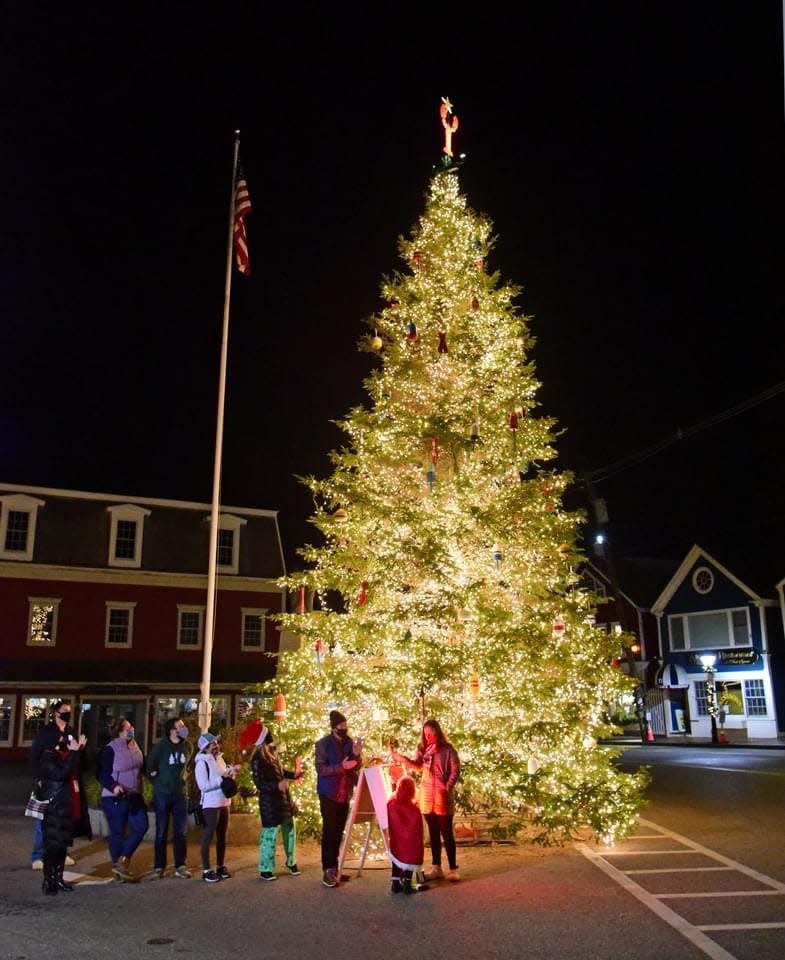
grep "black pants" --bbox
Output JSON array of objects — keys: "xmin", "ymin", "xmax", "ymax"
[
  {"xmin": 424, "ymin": 812, "xmax": 457, "ymax": 869},
  {"xmin": 319, "ymin": 794, "xmax": 349, "ymax": 870},
  {"xmin": 200, "ymin": 807, "xmax": 229, "ymax": 871}
]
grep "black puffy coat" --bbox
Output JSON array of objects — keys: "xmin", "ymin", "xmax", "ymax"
[
  {"xmin": 33, "ymin": 724, "xmax": 92, "ymax": 862},
  {"xmin": 251, "ymin": 745, "xmax": 296, "ymax": 827}
]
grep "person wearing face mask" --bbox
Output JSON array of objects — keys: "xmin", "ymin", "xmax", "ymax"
[
  {"xmin": 30, "ymin": 700, "xmax": 92, "ymax": 893},
  {"xmin": 28, "ymin": 700, "xmax": 83, "ymax": 870},
  {"xmin": 390, "ymin": 718, "xmax": 461, "ymax": 882},
  {"xmin": 145, "ymin": 717, "xmax": 193, "ymax": 879},
  {"xmin": 315, "ymin": 710, "xmax": 362, "ymax": 888},
  {"xmin": 97, "ymin": 717, "xmax": 148, "ymax": 882},
  {"xmin": 194, "ymin": 733, "xmax": 239, "ymax": 883}
]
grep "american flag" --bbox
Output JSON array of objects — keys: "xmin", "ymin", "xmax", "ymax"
[{"xmin": 233, "ymin": 164, "xmax": 252, "ymax": 276}]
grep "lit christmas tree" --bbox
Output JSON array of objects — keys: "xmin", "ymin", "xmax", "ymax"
[{"xmin": 274, "ymin": 100, "xmax": 647, "ymax": 844}]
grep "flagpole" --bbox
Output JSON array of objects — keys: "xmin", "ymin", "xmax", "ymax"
[{"xmin": 199, "ymin": 129, "xmax": 241, "ymax": 734}]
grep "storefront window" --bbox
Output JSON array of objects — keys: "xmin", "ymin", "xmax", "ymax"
[
  {"xmin": 21, "ymin": 696, "xmax": 63, "ymax": 744},
  {"xmin": 237, "ymin": 694, "xmax": 272, "ymax": 724},
  {"xmin": 153, "ymin": 695, "xmax": 231, "ymax": 740},
  {"xmin": 0, "ymin": 696, "xmax": 14, "ymax": 744}
]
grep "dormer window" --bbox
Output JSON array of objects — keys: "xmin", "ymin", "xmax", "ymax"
[
  {"xmin": 0, "ymin": 494, "xmax": 45, "ymax": 562},
  {"xmin": 204, "ymin": 513, "xmax": 247, "ymax": 575},
  {"xmin": 107, "ymin": 504, "xmax": 151, "ymax": 568}
]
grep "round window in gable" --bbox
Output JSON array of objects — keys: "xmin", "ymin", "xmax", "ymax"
[{"xmin": 693, "ymin": 566, "xmax": 714, "ymax": 595}]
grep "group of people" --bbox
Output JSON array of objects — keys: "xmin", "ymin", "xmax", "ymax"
[
  {"xmin": 29, "ymin": 700, "xmax": 462, "ymax": 896},
  {"xmin": 315, "ymin": 709, "xmax": 461, "ymax": 893},
  {"xmin": 28, "ymin": 703, "xmax": 238, "ymax": 891}
]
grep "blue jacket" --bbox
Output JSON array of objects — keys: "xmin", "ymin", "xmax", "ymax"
[{"xmin": 315, "ymin": 732, "xmax": 358, "ymax": 800}]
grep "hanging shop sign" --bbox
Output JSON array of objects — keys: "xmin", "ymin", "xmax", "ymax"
[{"xmin": 689, "ymin": 649, "xmax": 759, "ymax": 667}]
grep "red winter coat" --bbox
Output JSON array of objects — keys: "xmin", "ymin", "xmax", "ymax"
[{"xmin": 387, "ymin": 779, "xmax": 424, "ymax": 871}]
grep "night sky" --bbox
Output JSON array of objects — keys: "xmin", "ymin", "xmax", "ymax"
[{"xmin": 3, "ymin": 5, "xmax": 784, "ymax": 585}]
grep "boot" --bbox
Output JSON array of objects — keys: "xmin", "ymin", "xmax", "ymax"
[
  {"xmin": 56, "ymin": 862, "xmax": 74, "ymax": 892},
  {"xmin": 42, "ymin": 861, "xmax": 58, "ymax": 896}
]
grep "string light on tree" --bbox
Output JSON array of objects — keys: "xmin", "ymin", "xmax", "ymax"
[{"xmin": 273, "ymin": 99, "xmax": 647, "ymax": 844}]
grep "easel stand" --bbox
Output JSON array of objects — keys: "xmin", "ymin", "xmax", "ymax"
[{"xmin": 337, "ymin": 765, "xmax": 392, "ymax": 878}]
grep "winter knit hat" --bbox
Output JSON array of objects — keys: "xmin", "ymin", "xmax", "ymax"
[
  {"xmin": 329, "ymin": 710, "xmax": 347, "ymax": 729},
  {"xmin": 198, "ymin": 732, "xmax": 218, "ymax": 751}
]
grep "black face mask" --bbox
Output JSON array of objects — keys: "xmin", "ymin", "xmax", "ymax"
[
  {"xmin": 58, "ymin": 712, "xmax": 71, "ymax": 722},
  {"xmin": 334, "ymin": 728, "xmax": 348, "ymax": 740}
]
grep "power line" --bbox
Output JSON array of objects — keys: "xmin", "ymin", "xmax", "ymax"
[{"xmin": 588, "ymin": 379, "xmax": 785, "ymax": 485}]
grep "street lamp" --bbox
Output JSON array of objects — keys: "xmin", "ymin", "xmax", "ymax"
[{"xmin": 699, "ymin": 653, "xmax": 719, "ymax": 744}]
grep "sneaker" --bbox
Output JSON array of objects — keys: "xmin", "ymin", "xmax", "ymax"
[
  {"xmin": 415, "ymin": 882, "xmax": 430, "ymax": 892},
  {"xmin": 259, "ymin": 871, "xmax": 277, "ymax": 881},
  {"xmin": 287, "ymin": 864, "xmax": 301, "ymax": 876},
  {"xmin": 112, "ymin": 861, "xmax": 135, "ymax": 883},
  {"xmin": 402, "ymin": 878, "xmax": 414, "ymax": 895},
  {"xmin": 216, "ymin": 866, "xmax": 231, "ymax": 880},
  {"xmin": 322, "ymin": 868, "xmax": 338, "ymax": 888},
  {"xmin": 339, "ymin": 873, "xmax": 351, "ymax": 883},
  {"xmin": 65, "ymin": 856, "xmax": 75, "ymax": 867},
  {"xmin": 446, "ymin": 868, "xmax": 461, "ymax": 882},
  {"xmin": 31, "ymin": 860, "xmax": 43, "ymax": 871},
  {"xmin": 174, "ymin": 866, "xmax": 192, "ymax": 879},
  {"xmin": 202, "ymin": 870, "xmax": 221, "ymax": 883},
  {"xmin": 423, "ymin": 865, "xmax": 444, "ymax": 881},
  {"xmin": 152, "ymin": 868, "xmax": 165, "ymax": 879}
]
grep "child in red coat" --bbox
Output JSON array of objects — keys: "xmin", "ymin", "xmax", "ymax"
[{"xmin": 386, "ymin": 775, "xmax": 427, "ymax": 894}]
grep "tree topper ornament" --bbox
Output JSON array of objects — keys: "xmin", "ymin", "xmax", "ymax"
[{"xmin": 440, "ymin": 97, "xmax": 459, "ymax": 158}]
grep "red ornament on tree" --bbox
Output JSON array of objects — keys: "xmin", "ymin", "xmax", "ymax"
[
  {"xmin": 438, "ymin": 331, "xmax": 448, "ymax": 354},
  {"xmin": 508, "ymin": 411, "xmax": 519, "ymax": 431},
  {"xmin": 412, "ymin": 250, "xmax": 423, "ymax": 268},
  {"xmin": 357, "ymin": 581, "xmax": 369, "ymax": 606}
]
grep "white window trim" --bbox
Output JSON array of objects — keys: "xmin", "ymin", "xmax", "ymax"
[
  {"xmin": 692, "ymin": 566, "xmax": 715, "ymax": 595},
  {"xmin": 104, "ymin": 601, "xmax": 137, "ymax": 649},
  {"xmin": 27, "ymin": 597, "xmax": 61, "ymax": 647},
  {"xmin": 241, "ymin": 607, "xmax": 268, "ymax": 652},
  {"xmin": 0, "ymin": 696, "xmax": 15, "ymax": 747},
  {"xmin": 0, "ymin": 494, "xmax": 45, "ymax": 562},
  {"xmin": 19, "ymin": 695, "xmax": 64, "ymax": 747},
  {"xmin": 177, "ymin": 604, "xmax": 205, "ymax": 651},
  {"xmin": 107, "ymin": 504, "xmax": 151, "ymax": 569},
  {"xmin": 204, "ymin": 513, "xmax": 247, "ymax": 575},
  {"xmin": 668, "ymin": 606, "xmax": 751, "ymax": 651}
]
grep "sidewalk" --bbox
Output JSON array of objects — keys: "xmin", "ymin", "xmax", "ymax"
[{"xmin": 601, "ymin": 733, "xmax": 785, "ymax": 749}]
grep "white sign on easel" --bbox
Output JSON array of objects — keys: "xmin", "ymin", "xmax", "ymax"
[{"xmin": 337, "ymin": 764, "xmax": 393, "ymax": 878}]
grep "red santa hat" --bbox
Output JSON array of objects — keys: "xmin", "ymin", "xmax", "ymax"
[{"xmin": 239, "ymin": 719, "xmax": 270, "ymax": 752}]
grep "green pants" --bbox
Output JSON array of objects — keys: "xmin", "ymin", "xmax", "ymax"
[{"xmin": 259, "ymin": 819, "xmax": 297, "ymax": 873}]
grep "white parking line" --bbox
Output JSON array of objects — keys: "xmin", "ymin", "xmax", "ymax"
[
  {"xmin": 637, "ymin": 818, "xmax": 785, "ymax": 892},
  {"xmin": 626, "ymin": 867, "xmax": 734, "ymax": 874},
  {"xmin": 578, "ymin": 844, "xmax": 740, "ymax": 960},
  {"xmin": 658, "ymin": 891, "xmax": 784, "ymax": 899},
  {"xmin": 578, "ymin": 816, "xmax": 785, "ymax": 960}
]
